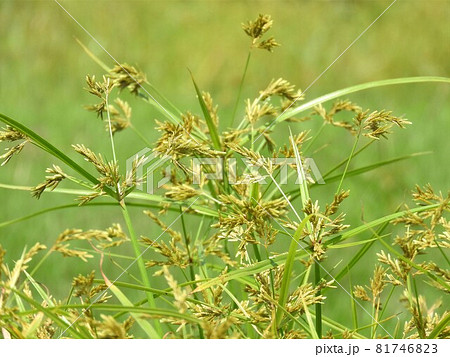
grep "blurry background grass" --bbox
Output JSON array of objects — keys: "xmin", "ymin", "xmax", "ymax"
[{"xmin": 0, "ymin": 0, "xmax": 449, "ymax": 334}]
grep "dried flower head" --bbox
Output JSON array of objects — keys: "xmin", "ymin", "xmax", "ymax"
[
  {"xmin": 32, "ymin": 165, "xmax": 67, "ymax": 199},
  {"xmin": 0, "ymin": 125, "xmax": 26, "ymax": 142},
  {"xmin": 94, "ymin": 315, "xmax": 133, "ymax": 339},
  {"xmin": 242, "ymin": 14, "xmax": 280, "ymax": 51},
  {"xmin": 0, "ymin": 140, "xmax": 27, "ymax": 166},
  {"xmin": 72, "ymin": 144, "xmax": 123, "ymax": 203},
  {"xmin": 107, "ymin": 98, "xmax": 132, "ymax": 134},
  {"xmin": 202, "ymin": 92, "xmax": 219, "ymax": 127},
  {"xmin": 154, "ymin": 113, "xmax": 223, "ymax": 161},
  {"xmin": 260, "ymin": 78, "xmax": 303, "ymax": 102},
  {"xmin": 52, "ymin": 224, "xmax": 128, "ymax": 261},
  {"xmin": 164, "ymin": 184, "xmax": 200, "ymax": 201},
  {"xmin": 313, "ymin": 101, "xmax": 411, "ymax": 139},
  {"xmin": 108, "ymin": 63, "xmax": 147, "ymax": 95},
  {"xmin": 0, "ymin": 125, "xmax": 29, "ymax": 166},
  {"xmin": 84, "ymin": 75, "xmax": 114, "ymax": 119},
  {"xmin": 245, "ymin": 100, "xmax": 276, "ymax": 125},
  {"xmin": 163, "ymin": 266, "xmax": 188, "ymax": 313},
  {"xmin": 362, "ymin": 110, "xmax": 411, "ymax": 139}
]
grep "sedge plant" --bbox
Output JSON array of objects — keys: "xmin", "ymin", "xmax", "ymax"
[{"xmin": 0, "ymin": 14, "xmax": 449, "ymax": 339}]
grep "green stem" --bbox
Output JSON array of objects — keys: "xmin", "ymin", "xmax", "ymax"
[
  {"xmin": 252, "ymin": 243, "xmax": 262, "ymax": 262},
  {"xmin": 121, "ymin": 204, "xmax": 162, "ymax": 336},
  {"xmin": 304, "ymin": 122, "xmax": 326, "ymax": 154},
  {"xmin": 145, "ymin": 82, "xmax": 183, "ymax": 116},
  {"xmin": 412, "ymin": 277, "xmax": 426, "ymax": 339},
  {"xmin": 17, "ymin": 249, "xmax": 54, "ymax": 292},
  {"xmin": 374, "ymin": 285, "xmax": 395, "ymax": 337},
  {"xmin": 314, "ymin": 260, "xmax": 322, "ymax": 338},
  {"xmin": 323, "ymin": 140, "xmax": 374, "ymax": 179},
  {"xmin": 129, "ymin": 124, "xmax": 153, "ymax": 147},
  {"xmin": 348, "ymin": 270, "xmax": 358, "ymax": 330},
  {"xmin": 180, "ymin": 207, "xmax": 196, "ymax": 282},
  {"xmin": 371, "ymin": 302, "xmax": 377, "ymax": 338},
  {"xmin": 336, "ymin": 132, "xmax": 361, "ymax": 194},
  {"xmin": 231, "ymin": 51, "xmax": 252, "ymax": 127},
  {"xmin": 29, "ymin": 249, "xmax": 53, "ymax": 277},
  {"xmin": 433, "ymin": 237, "xmax": 450, "ymax": 267}
]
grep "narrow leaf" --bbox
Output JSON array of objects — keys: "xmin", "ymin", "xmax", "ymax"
[
  {"xmin": 428, "ymin": 313, "xmax": 450, "ymax": 339},
  {"xmin": 275, "ymin": 214, "xmax": 311, "ymax": 326},
  {"xmin": 193, "ymin": 248, "xmax": 310, "ymax": 292},
  {"xmin": 189, "ymin": 70, "xmax": 222, "ymax": 151},
  {"xmin": 107, "ymin": 284, "xmax": 160, "ymax": 339},
  {"xmin": 0, "ymin": 112, "xmax": 115, "ymax": 197},
  {"xmin": 275, "ymin": 76, "xmax": 450, "ymax": 123}
]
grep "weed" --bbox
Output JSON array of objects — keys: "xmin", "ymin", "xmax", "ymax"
[{"xmin": 0, "ymin": 14, "xmax": 448, "ymax": 339}]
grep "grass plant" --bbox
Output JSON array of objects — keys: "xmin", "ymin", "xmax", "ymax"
[{"xmin": 0, "ymin": 14, "xmax": 448, "ymax": 339}]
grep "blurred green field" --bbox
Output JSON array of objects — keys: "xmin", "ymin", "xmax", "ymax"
[{"xmin": 1, "ymin": 0, "xmax": 449, "ymax": 335}]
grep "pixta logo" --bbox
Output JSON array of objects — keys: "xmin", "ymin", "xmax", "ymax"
[
  {"xmin": 125, "ymin": 147, "xmax": 172, "ymax": 194},
  {"xmin": 126, "ymin": 148, "xmax": 325, "ymax": 193}
]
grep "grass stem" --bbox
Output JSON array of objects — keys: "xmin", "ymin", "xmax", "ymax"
[
  {"xmin": 231, "ymin": 51, "xmax": 252, "ymax": 127},
  {"xmin": 314, "ymin": 261, "xmax": 322, "ymax": 337},
  {"xmin": 121, "ymin": 204, "xmax": 162, "ymax": 336},
  {"xmin": 336, "ymin": 131, "xmax": 360, "ymax": 195}
]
